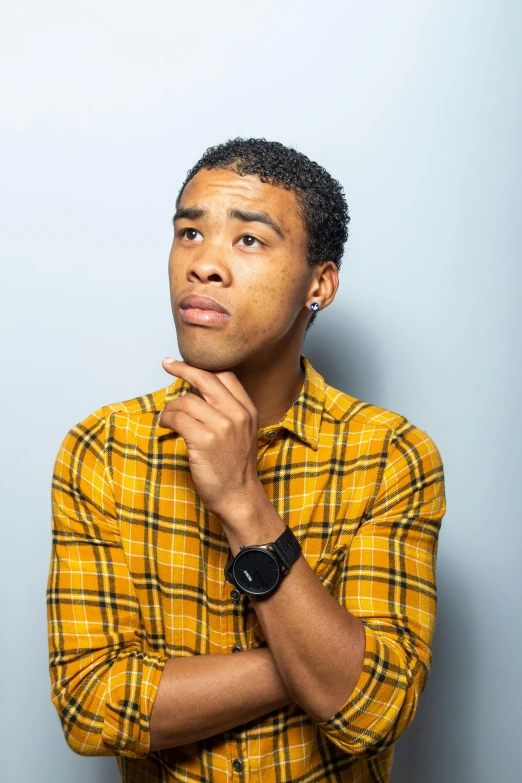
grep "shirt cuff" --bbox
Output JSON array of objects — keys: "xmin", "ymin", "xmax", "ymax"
[
  {"xmin": 101, "ymin": 651, "xmax": 169, "ymax": 757},
  {"xmin": 312, "ymin": 621, "xmax": 410, "ymax": 756}
]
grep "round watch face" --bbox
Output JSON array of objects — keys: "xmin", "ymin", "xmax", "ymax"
[{"xmin": 233, "ymin": 548, "xmax": 281, "ymax": 595}]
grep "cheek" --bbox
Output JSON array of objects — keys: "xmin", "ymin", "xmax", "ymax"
[
  {"xmin": 245, "ymin": 274, "xmax": 301, "ymax": 334},
  {"xmin": 168, "ymin": 260, "xmax": 184, "ymax": 292},
  {"xmin": 266, "ymin": 263, "xmax": 304, "ymax": 307}
]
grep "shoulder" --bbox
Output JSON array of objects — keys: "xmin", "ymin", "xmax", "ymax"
[
  {"xmin": 322, "ymin": 379, "xmax": 443, "ymax": 461},
  {"xmin": 58, "ymin": 382, "xmax": 172, "ymax": 451},
  {"xmin": 319, "ymin": 381, "xmax": 445, "ymax": 519},
  {"xmin": 101, "ymin": 383, "xmax": 169, "ymax": 419}
]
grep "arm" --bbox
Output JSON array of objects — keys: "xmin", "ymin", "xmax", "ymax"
[
  {"xmin": 220, "ymin": 423, "xmax": 446, "ymax": 757},
  {"xmin": 47, "ymin": 408, "xmax": 291, "ymax": 759},
  {"xmin": 223, "ymin": 514, "xmax": 366, "ymax": 724},
  {"xmin": 149, "ymin": 647, "xmax": 290, "ymax": 751}
]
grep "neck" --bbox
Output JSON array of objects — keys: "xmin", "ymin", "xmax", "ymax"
[{"xmin": 231, "ymin": 346, "xmax": 306, "ymax": 431}]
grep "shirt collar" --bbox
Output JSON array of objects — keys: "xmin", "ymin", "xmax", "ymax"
[{"xmin": 155, "ymin": 353, "xmax": 326, "ymax": 451}]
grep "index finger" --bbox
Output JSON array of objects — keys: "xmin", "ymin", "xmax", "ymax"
[
  {"xmin": 163, "ymin": 359, "xmax": 255, "ymax": 416},
  {"xmin": 214, "ymin": 369, "xmax": 258, "ymax": 419}
]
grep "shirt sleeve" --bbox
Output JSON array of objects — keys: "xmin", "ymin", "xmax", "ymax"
[
  {"xmin": 46, "ymin": 406, "xmax": 169, "ymax": 758},
  {"xmin": 312, "ymin": 422, "xmax": 446, "ymax": 758}
]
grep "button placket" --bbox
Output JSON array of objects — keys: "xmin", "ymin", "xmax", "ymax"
[{"xmin": 227, "ymin": 552, "xmax": 247, "ymax": 658}]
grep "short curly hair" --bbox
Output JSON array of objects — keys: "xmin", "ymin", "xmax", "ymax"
[{"xmin": 175, "ymin": 137, "xmax": 350, "ymax": 332}]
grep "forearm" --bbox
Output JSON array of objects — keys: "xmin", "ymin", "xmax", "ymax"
[
  {"xmin": 249, "ymin": 554, "xmax": 366, "ymax": 722},
  {"xmin": 149, "ymin": 646, "xmax": 292, "ymax": 752},
  {"xmin": 221, "ymin": 494, "xmax": 366, "ymax": 724}
]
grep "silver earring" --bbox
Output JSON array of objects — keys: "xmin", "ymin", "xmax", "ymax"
[{"xmin": 310, "ymin": 302, "xmax": 320, "ymax": 311}]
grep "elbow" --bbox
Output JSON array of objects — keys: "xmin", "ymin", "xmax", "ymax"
[
  {"xmin": 368, "ymin": 681, "xmax": 423, "ymax": 758},
  {"xmin": 314, "ymin": 630, "xmax": 431, "ymax": 760},
  {"xmin": 63, "ymin": 727, "xmax": 115, "ymax": 758},
  {"xmin": 318, "ymin": 670, "xmax": 424, "ymax": 759},
  {"xmin": 48, "ymin": 645, "xmax": 168, "ymax": 759},
  {"xmin": 51, "ymin": 685, "xmax": 114, "ymax": 757},
  {"xmin": 53, "ymin": 693, "xmax": 147, "ymax": 758},
  {"xmin": 51, "ymin": 690, "xmax": 111, "ymax": 757},
  {"xmin": 50, "ymin": 660, "xmax": 151, "ymax": 759}
]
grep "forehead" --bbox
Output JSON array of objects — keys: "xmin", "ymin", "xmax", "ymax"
[{"xmin": 180, "ymin": 167, "xmax": 304, "ymax": 234}]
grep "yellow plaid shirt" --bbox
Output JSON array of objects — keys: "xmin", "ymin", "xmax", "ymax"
[{"xmin": 47, "ymin": 353, "xmax": 446, "ymax": 782}]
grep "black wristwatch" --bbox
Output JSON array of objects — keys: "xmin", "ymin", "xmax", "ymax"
[{"xmin": 224, "ymin": 525, "xmax": 302, "ymax": 598}]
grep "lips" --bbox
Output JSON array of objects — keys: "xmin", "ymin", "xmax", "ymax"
[{"xmin": 179, "ymin": 294, "xmax": 230, "ymax": 315}]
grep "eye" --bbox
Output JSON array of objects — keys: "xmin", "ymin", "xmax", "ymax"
[
  {"xmin": 179, "ymin": 228, "xmax": 203, "ymax": 241},
  {"xmin": 238, "ymin": 234, "xmax": 263, "ymax": 248}
]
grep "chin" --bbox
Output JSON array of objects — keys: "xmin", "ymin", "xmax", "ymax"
[{"xmin": 176, "ymin": 340, "xmax": 240, "ymax": 373}]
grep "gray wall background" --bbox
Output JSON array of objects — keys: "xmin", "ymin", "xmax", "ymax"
[{"xmin": 1, "ymin": 1, "xmax": 520, "ymax": 781}]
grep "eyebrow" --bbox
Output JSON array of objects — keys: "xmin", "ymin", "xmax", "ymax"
[{"xmin": 173, "ymin": 206, "xmax": 285, "ymax": 240}]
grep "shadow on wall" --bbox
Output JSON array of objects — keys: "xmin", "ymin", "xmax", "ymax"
[
  {"xmin": 304, "ymin": 326, "xmax": 475, "ymax": 783},
  {"xmin": 303, "ymin": 311, "xmax": 385, "ymax": 407},
  {"xmin": 390, "ymin": 560, "xmax": 478, "ymax": 783},
  {"xmin": 95, "ymin": 759, "xmax": 120, "ymax": 783}
]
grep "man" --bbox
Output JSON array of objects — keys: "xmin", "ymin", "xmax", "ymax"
[{"xmin": 47, "ymin": 137, "xmax": 446, "ymax": 783}]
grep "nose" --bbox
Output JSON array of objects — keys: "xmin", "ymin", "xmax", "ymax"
[{"xmin": 186, "ymin": 240, "xmax": 232, "ymax": 285}]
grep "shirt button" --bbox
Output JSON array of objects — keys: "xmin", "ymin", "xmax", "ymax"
[
  {"xmin": 231, "ymin": 589, "xmax": 240, "ymax": 601},
  {"xmin": 232, "ymin": 759, "xmax": 243, "ymax": 772},
  {"xmin": 267, "ymin": 429, "xmax": 277, "ymax": 439},
  {"xmin": 232, "ymin": 645, "xmax": 242, "ymax": 653}
]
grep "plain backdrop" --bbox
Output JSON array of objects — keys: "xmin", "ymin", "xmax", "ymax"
[{"xmin": 1, "ymin": 2, "xmax": 521, "ymax": 781}]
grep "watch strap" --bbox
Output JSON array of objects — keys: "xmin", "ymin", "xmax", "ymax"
[
  {"xmin": 224, "ymin": 558, "xmax": 235, "ymax": 586},
  {"xmin": 272, "ymin": 525, "xmax": 302, "ymax": 569}
]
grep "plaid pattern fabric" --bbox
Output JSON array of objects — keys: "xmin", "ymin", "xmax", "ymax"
[{"xmin": 47, "ymin": 353, "xmax": 446, "ymax": 782}]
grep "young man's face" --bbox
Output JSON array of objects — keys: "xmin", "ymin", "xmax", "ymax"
[{"xmin": 168, "ymin": 167, "xmax": 327, "ymax": 372}]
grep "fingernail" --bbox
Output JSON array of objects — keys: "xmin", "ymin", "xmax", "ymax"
[{"xmin": 163, "ymin": 357, "xmax": 175, "ymax": 363}]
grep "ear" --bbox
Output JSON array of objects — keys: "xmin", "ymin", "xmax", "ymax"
[{"xmin": 307, "ymin": 261, "xmax": 339, "ymax": 310}]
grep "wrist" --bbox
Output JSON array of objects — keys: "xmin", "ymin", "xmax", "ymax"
[
  {"xmin": 218, "ymin": 482, "xmax": 274, "ymax": 529},
  {"xmin": 222, "ymin": 502, "xmax": 287, "ymax": 556}
]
